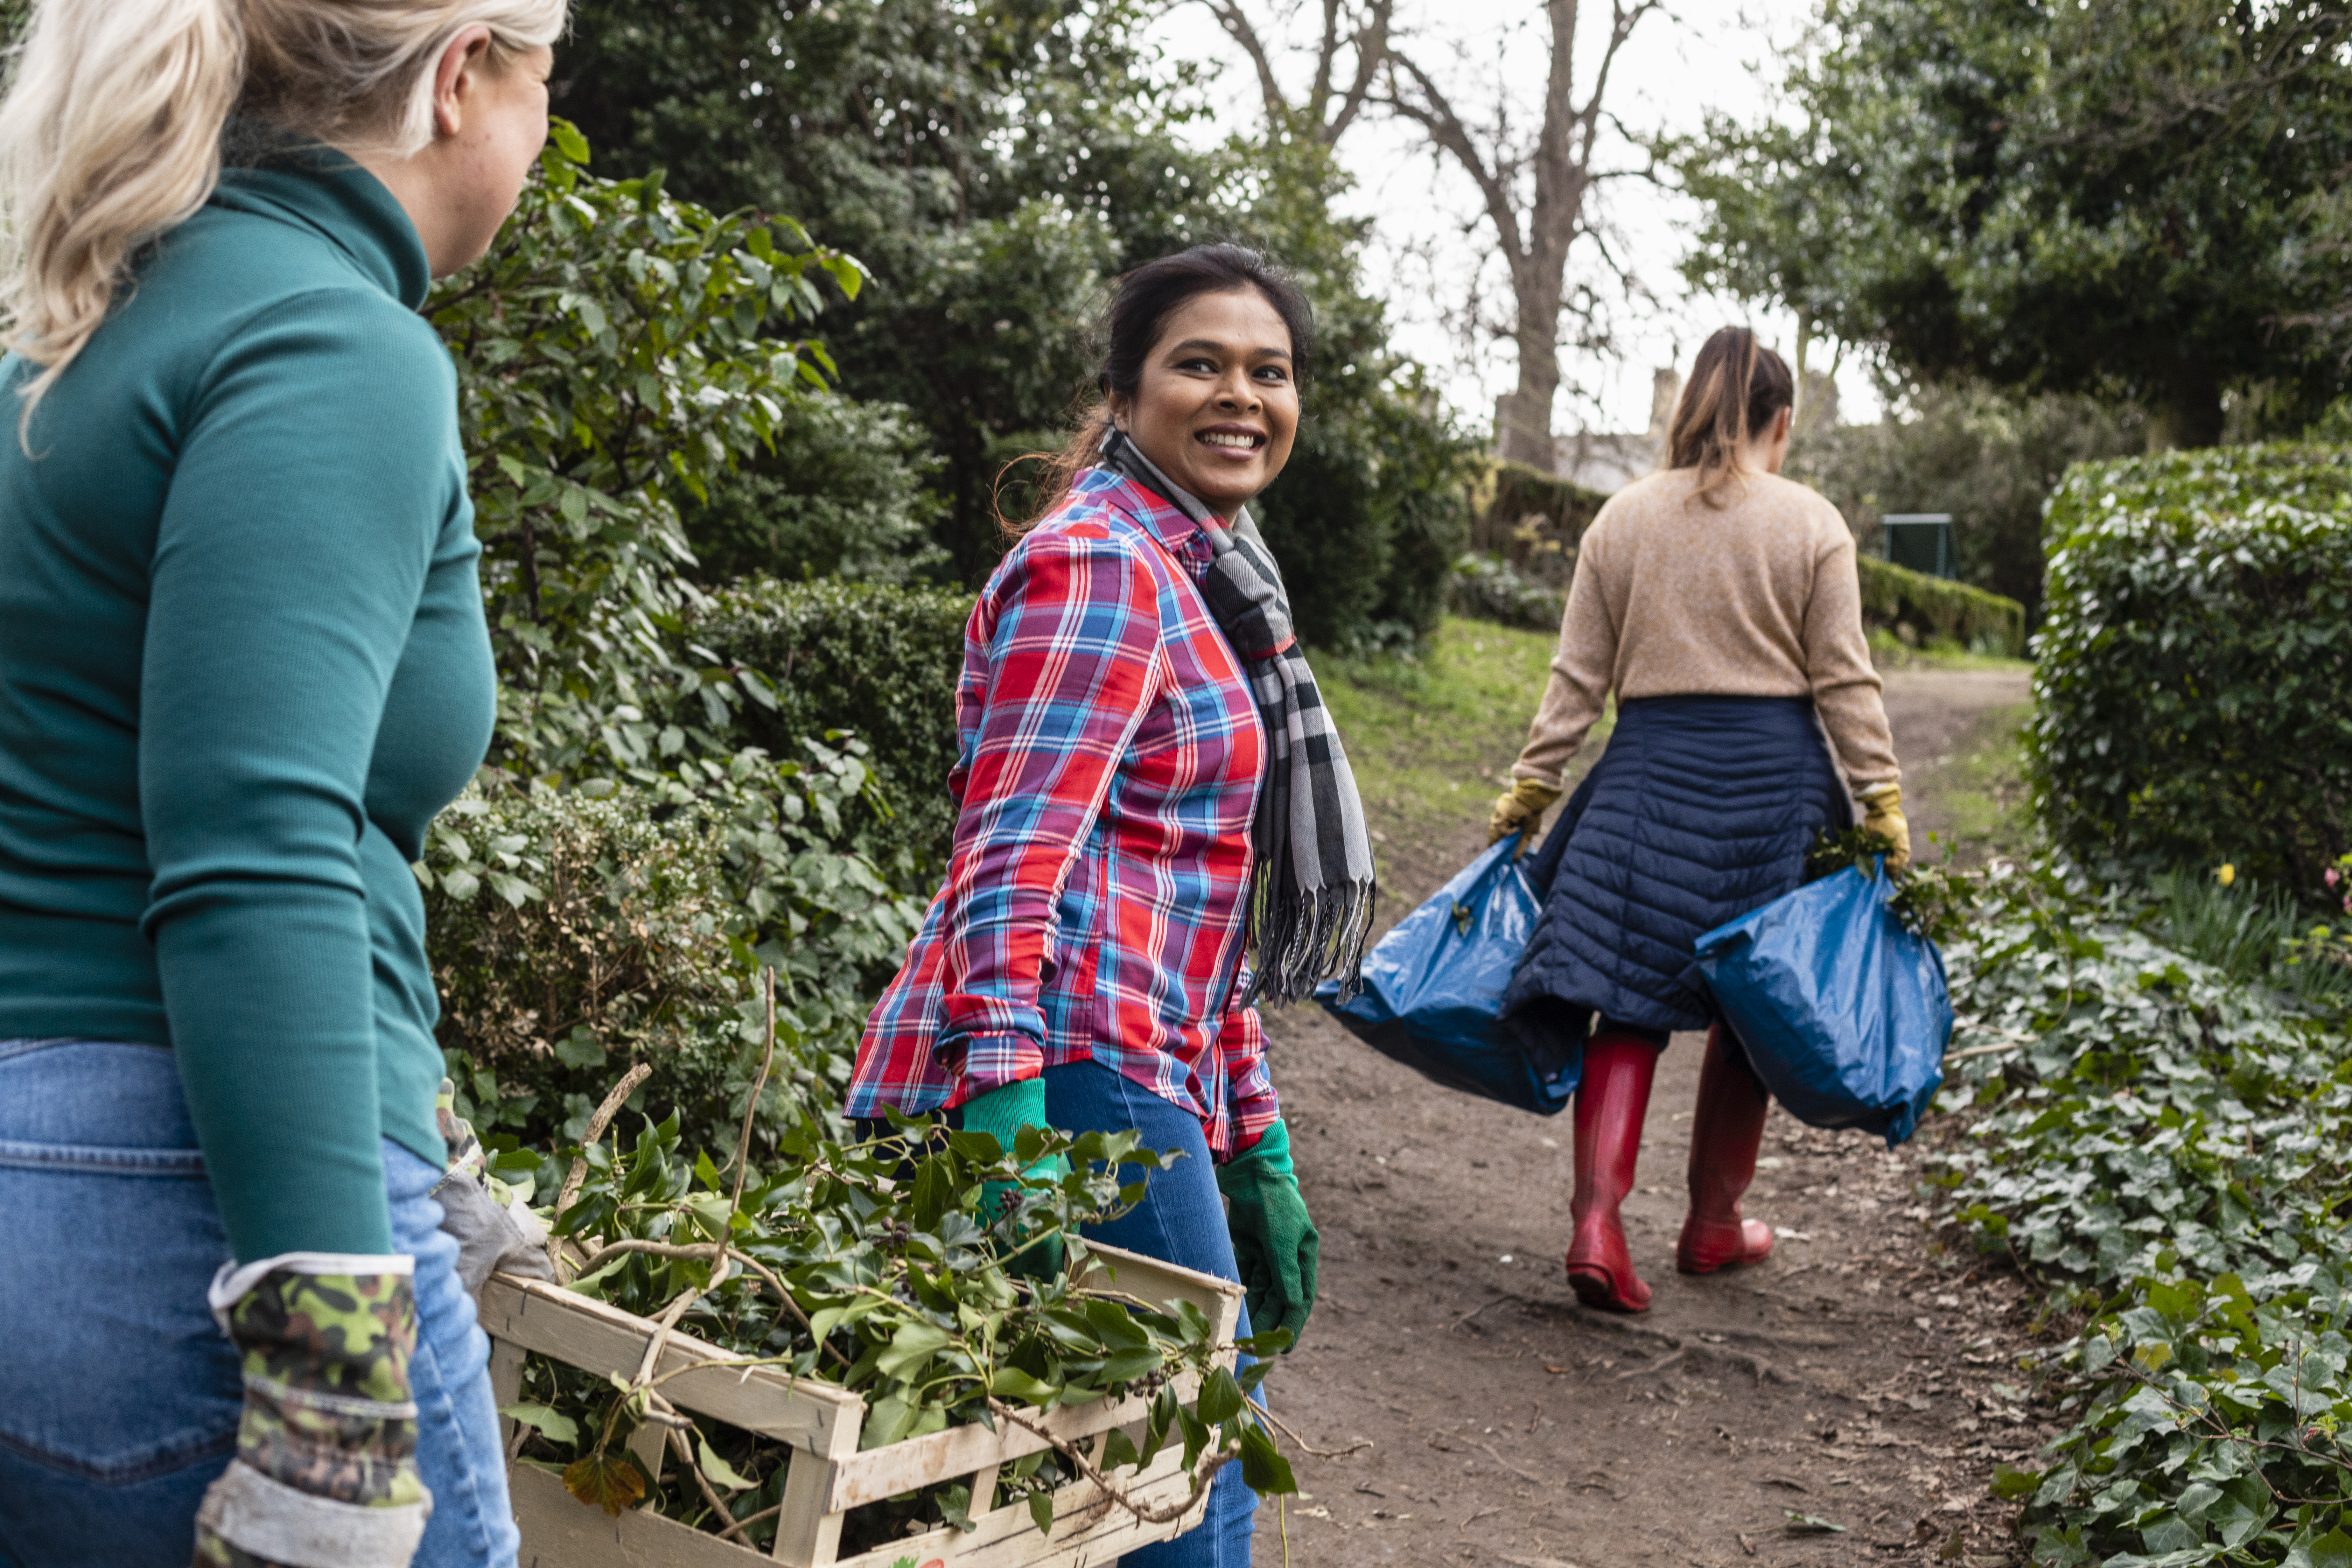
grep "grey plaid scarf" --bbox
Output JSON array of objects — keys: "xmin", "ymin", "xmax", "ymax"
[{"xmin": 1101, "ymin": 428, "xmax": 1375, "ymax": 1003}]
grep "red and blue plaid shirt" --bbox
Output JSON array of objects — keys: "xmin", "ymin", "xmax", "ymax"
[{"xmin": 848, "ymin": 469, "xmax": 1279, "ymax": 1156}]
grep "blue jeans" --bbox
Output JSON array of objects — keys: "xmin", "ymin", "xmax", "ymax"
[
  {"xmin": 1043, "ymin": 1058, "xmax": 1260, "ymax": 1568},
  {"xmin": 0, "ymin": 1039, "xmax": 518, "ymax": 1568}
]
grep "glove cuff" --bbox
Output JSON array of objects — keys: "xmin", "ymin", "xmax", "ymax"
[
  {"xmin": 198, "ymin": 1459, "xmax": 431, "ymax": 1568},
  {"xmin": 1217, "ymin": 1118, "xmax": 1293, "ymax": 1192},
  {"xmin": 1858, "ymin": 781, "xmax": 1903, "ymax": 808},
  {"xmin": 960, "ymin": 1076, "xmax": 1057, "ymax": 1177},
  {"xmin": 208, "ymin": 1253, "xmax": 414, "ymax": 1331}
]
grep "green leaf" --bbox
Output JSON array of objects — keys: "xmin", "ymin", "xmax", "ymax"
[
  {"xmin": 548, "ymin": 117, "xmax": 591, "ymax": 165},
  {"xmin": 1236, "ymin": 1418, "xmax": 1295, "ymax": 1495},
  {"xmin": 875, "ymin": 1322, "xmax": 953, "ymax": 1380},
  {"xmin": 1197, "ymin": 1366, "xmax": 1245, "ymax": 1424},
  {"xmin": 1990, "ymin": 1465, "xmax": 2039, "ymax": 1500},
  {"xmin": 989, "ymin": 1367, "xmax": 1058, "ymax": 1406},
  {"xmin": 500, "ymin": 1401, "xmax": 579, "ymax": 1446},
  {"xmin": 696, "ymin": 1434, "xmax": 756, "ymax": 1492},
  {"xmin": 1028, "ymin": 1489, "xmax": 1055, "ymax": 1537}
]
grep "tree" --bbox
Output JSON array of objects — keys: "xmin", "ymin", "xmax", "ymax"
[
  {"xmin": 1787, "ymin": 380, "xmax": 2146, "ymax": 627},
  {"xmin": 1381, "ymin": 0, "xmax": 1661, "ymax": 467},
  {"xmin": 556, "ymin": 0, "xmax": 1477, "ymax": 649},
  {"xmin": 1194, "ymin": 0, "xmax": 1393, "ymax": 144},
  {"xmin": 1677, "ymin": 0, "xmax": 2352, "ymax": 449}
]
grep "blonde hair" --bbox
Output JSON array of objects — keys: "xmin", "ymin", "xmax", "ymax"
[
  {"xmin": 1665, "ymin": 326, "xmax": 1795, "ymax": 509},
  {"xmin": 0, "ymin": 0, "xmax": 567, "ymax": 415}
]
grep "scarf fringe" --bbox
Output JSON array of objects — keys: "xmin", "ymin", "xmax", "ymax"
[{"xmin": 1241, "ymin": 860, "xmax": 1377, "ymax": 1008}]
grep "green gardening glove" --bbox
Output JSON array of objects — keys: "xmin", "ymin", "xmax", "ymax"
[
  {"xmin": 194, "ymin": 1258, "xmax": 431, "ymax": 1568},
  {"xmin": 1216, "ymin": 1120, "xmax": 1318, "ymax": 1350},
  {"xmin": 960, "ymin": 1077, "xmax": 1069, "ymax": 1278}
]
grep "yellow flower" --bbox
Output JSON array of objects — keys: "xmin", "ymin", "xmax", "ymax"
[{"xmin": 2217, "ymin": 863, "xmax": 2237, "ymax": 887}]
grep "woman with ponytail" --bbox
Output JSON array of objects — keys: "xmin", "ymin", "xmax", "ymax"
[
  {"xmin": 849, "ymin": 243, "xmax": 1368, "ymax": 1567},
  {"xmin": 0, "ymin": 0, "xmax": 562, "ymax": 1562},
  {"xmin": 1485, "ymin": 327, "xmax": 1906, "ymax": 1315}
]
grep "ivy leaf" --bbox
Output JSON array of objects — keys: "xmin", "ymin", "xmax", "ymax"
[
  {"xmin": 697, "ymin": 1434, "xmax": 757, "ymax": 1492},
  {"xmin": 1028, "ymin": 1489, "xmax": 1055, "ymax": 1536},
  {"xmin": 500, "ymin": 1401, "xmax": 579, "ymax": 1447},
  {"xmin": 1236, "ymin": 1418, "xmax": 1295, "ymax": 1495},
  {"xmin": 1196, "ymin": 1366, "xmax": 1245, "ymax": 1424},
  {"xmin": 564, "ymin": 1452, "xmax": 647, "ymax": 1516}
]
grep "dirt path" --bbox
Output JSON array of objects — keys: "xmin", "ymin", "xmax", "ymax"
[{"xmin": 1253, "ymin": 667, "xmax": 2039, "ymax": 1567}]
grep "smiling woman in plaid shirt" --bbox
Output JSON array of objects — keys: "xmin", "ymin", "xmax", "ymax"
[{"xmin": 848, "ymin": 244, "xmax": 1375, "ymax": 1568}]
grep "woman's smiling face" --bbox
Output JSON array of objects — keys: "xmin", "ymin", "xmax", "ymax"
[{"xmin": 1112, "ymin": 287, "xmax": 1300, "ymax": 518}]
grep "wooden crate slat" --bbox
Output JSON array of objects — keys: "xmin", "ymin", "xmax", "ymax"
[
  {"xmin": 822, "ymin": 1244, "xmax": 1242, "ymax": 1514},
  {"xmin": 513, "ymin": 1462, "xmax": 770, "ymax": 1568},
  {"xmin": 510, "ymin": 1442, "xmax": 1211, "ymax": 1568},
  {"xmin": 823, "ymin": 1373, "xmax": 1197, "ymax": 1514},
  {"xmin": 495, "ymin": 1242, "xmax": 1240, "ymax": 1568},
  {"xmin": 829, "ymin": 1445, "xmax": 1212, "ymax": 1568},
  {"xmin": 482, "ymin": 1275, "xmax": 863, "ymax": 1457}
]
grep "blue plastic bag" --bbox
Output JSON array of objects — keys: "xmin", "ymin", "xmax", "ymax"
[
  {"xmin": 1314, "ymin": 834, "xmax": 1581, "ymax": 1115},
  {"xmin": 1692, "ymin": 860, "xmax": 1950, "ymax": 1147}
]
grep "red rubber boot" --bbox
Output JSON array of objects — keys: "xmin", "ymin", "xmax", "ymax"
[
  {"xmin": 1564, "ymin": 1033, "xmax": 1658, "ymax": 1313},
  {"xmin": 1677, "ymin": 1025, "xmax": 1774, "ymax": 1274}
]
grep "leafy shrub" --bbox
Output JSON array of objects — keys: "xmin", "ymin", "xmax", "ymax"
[
  {"xmin": 1446, "ymin": 552, "xmax": 1565, "ymax": 632},
  {"xmin": 1935, "ymin": 863, "xmax": 2352, "ymax": 1563},
  {"xmin": 2026, "ymin": 445, "xmax": 2352, "ymax": 894},
  {"xmin": 1254, "ymin": 371, "xmax": 1478, "ymax": 654},
  {"xmin": 695, "ymin": 578, "xmax": 973, "ymax": 885},
  {"xmin": 1466, "ymin": 460, "xmax": 1608, "ymax": 588},
  {"xmin": 421, "ymin": 788, "xmax": 759, "ymax": 1146},
  {"xmin": 429, "ymin": 122, "xmax": 860, "ymax": 787},
  {"xmin": 1855, "ymin": 554, "xmax": 2025, "ymax": 656},
  {"xmin": 681, "ymin": 392, "xmax": 945, "ymax": 585}
]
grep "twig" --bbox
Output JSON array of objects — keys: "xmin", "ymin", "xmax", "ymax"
[
  {"xmin": 729, "ymin": 968, "xmax": 778, "ymax": 1215},
  {"xmin": 1449, "ymin": 1293, "xmax": 1526, "ymax": 1331},
  {"xmin": 1258, "ymin": 1403, "xmax": 1373, "ymax": 1459},
  {"xmin": 554, "ymin": 1060, "xmax": 655, "ymax": 1234},
  {"xmin": 1611, "ymin": 1346, "xmax": 1688, "ymax": 1381},
  {"xmin": 1474, "ymin": 1440, "xmax": 1544, "ymax": 1485},
  {"xmin": 987, "ymin": 1398, "xmax": 1237, "ymax": 1526}
]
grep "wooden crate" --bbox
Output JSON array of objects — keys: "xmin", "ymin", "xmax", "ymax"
[{"xmin": 484, "ymin": 1243, "xmax": 1244, "ymax": 1568}]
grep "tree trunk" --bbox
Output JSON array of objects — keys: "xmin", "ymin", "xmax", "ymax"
[{"xmin": 2145, "ymin": 374, "xmax": 2225, "ymax": 451}]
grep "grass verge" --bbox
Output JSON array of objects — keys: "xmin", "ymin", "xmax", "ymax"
[{"xmin": 1319, "ymin": 616, "xmax": 1608, "ymax": 861}]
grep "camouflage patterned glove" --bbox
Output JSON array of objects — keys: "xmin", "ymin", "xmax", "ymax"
[
  {"xmin": 194, "ymin": 1258, "xmax": 432, "ymax": 1568},
  {"xmin": 433, "ymin": 1078, "xmax": 554, "ymax": 1296}
]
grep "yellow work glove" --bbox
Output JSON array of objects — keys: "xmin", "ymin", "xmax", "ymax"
[
  {"xmin": 1859, "ymin": 782, "xmax": 1911, "ymax": 873},
  {"xmin": 1487, "ymin": 777, "xmax": 1562, "ymax": 853}
]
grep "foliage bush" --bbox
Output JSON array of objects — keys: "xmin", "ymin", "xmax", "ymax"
[
  {"xmin": 1465, "ymin": 459, "xmax": 1609, "ymax": 589},
  {"xmin": 1446, "ymin": 552, "xmax": 1566, "ymax": 632},
  {"xmin": 1855, "ymin": 554, "xmax": 2026, "ymax": 656},
  {"xmin": 419, "ymin": 771, "xmax": 923, "ymax": 1154},
  {"xmin": 680, "ymin": 393, "xmax": 944, "ymax": 586},
  {"xmin": 2026, "ymin": 445, "xmax": 2352, "ymax": 894},
  {"xmin": 1934, "ymin": 863, "xmax": 2352, "ymax": 1564},
  {"xmin": 1786, "ymin": 380, "xmax": 2147, "ymax": 628},
  {"xmin": 695, "ymin": 578, "xmax": 974, "ymax": 887}
]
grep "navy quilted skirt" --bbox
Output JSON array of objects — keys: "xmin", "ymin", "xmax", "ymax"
[{"xmin": 1502, "ymin": 694, "xmax": 1851, "ymax": 1045}]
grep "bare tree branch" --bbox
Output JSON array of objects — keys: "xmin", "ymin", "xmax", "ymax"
[{"xmin": 1194, "ymin": 0, "xmax": 1393, "ymax": 144}]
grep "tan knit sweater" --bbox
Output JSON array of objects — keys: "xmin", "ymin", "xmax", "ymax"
[{"xmin": 1510, "ymin": 466, "xmax": 1901, "ymax": 792}]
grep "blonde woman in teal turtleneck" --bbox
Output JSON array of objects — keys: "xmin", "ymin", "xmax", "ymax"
[{"xmin": 0, "ymin": 0, "xmax": 562, "ymax": 1563}]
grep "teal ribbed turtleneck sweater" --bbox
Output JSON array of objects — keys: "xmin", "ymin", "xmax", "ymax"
[{"xmin": 0, "ymin": 146, "xmax": 494, "ymax": 1261}]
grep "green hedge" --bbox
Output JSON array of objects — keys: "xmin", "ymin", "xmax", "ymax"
[
  {"xmin": 696, "ymin": 578, "xmax": 972, "ymax": 884},
  {"xmin": 1854, "ymin": 554, "xmax": 2025, "ymax": 655},
  {"xmin": 1446, "ymin": 551, "xmax": 1566, "ymax": 631},
  {"xmin": 2026, "ymin": 443, "xmax": 2352, "ymax": 893},
  {"xmin": 1466, "ymin": 460, "xmax": 1608, "ymax": 587}
]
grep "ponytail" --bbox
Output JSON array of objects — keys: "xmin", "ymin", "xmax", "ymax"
[
  {"xmin": 1664, "ymin": 326, "xmax": 1795, "ymax": 509},
  {"xmin": 0, "ymin": 0, "xmax": 567, "ymax": 429},
  {"xmin": 0, "ymin": 0, "xmax": 241, "ymax": 412}
]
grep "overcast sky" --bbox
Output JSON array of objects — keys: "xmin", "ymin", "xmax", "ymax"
[{"xmin": 1144, "ymin": 0, "xmax": 1885, "ymax": 438}]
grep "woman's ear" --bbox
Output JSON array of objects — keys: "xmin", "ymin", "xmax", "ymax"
[
  {"xmin": 429, "ymin": 25, "xmax": 497, "ymax": 138},
  {"xmin": 1774, "ymin": 405, "xmax": 1794, "ymax": 442},
  {"xmin": 1106, "ymin": 393, "xmax": 1130, "ymax": 432}
]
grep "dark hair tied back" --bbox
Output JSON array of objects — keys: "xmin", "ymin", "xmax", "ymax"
[
  {"xmin": 1665, "ymin": 326, "xmax": 1795, "ymax": 509},
  {"xmin": 1004, "ymin": 243, "xmax": 1314, "ymax": 535}
]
